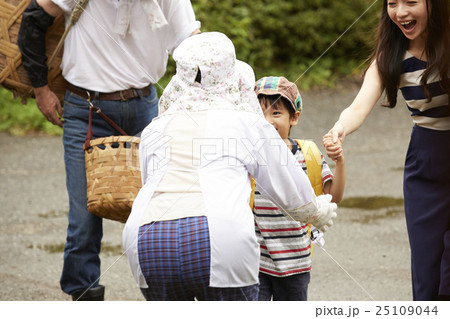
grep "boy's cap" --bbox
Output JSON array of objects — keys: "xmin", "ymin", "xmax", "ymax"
[{"xmin": 254, "ymin": 76, "xmax": 303, "ymax": 112}]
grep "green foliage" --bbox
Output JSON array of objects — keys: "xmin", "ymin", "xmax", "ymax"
[
  {"xmin": 192, "ymin": 0, "xmax": 380, "ymax": 88},
  {"xmin": 0, "ymin": 88, "xmax": 62, "ymax": 136}
]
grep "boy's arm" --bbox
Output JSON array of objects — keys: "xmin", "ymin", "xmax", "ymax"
[
  {"xmin": 322, "ymin": 136, "xmax": 346, "ymax": 203},
  {"xmin": 324, "ymin": 61, "xmax": 383, "ymax": 159},
  {"xmin": 323, "ymin": 155, "xmax": 345, "ymax": 203}
]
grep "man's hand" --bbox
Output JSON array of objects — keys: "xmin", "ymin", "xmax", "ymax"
[{"xmin": 34, "ymin": 85, "xmax": 63, "ymax": 127}]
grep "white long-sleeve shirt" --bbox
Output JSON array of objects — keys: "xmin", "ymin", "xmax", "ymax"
[{"xmin": 123, "ymin": 109, "xmax": 316, "ymax": 288}]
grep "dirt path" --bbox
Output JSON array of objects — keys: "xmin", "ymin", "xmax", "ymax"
[{"xmin": 0, "ymin": 83, "xmax": 415, "ymax": 301}]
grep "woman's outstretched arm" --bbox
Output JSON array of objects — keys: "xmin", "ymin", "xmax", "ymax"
[{"xmin": 324, "ymin": 61, "xmax": 384, "ymax": 159}]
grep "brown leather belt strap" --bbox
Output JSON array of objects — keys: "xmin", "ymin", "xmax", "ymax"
[{"xmin": 67, "ymin": 82, "xmax": 152, "ymax": 101}]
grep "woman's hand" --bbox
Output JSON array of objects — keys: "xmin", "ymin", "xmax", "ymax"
[{"xmin": 329, "ymin": 121, "xmax": 345, "ymax": 144}]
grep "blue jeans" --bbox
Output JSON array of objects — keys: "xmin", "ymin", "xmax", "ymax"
[{"xmin": 60, "ymin": 86, "xmax": 158, "ymax": 295}]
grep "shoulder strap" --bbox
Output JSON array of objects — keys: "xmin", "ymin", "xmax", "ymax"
[
  {"xmin": 48, "ymin": 1, "xmax": 89, "ymax": 67},
  {"xmin": 249, "ymin": 176, "xmax": 256, "ymax": 209},
  {"xmin": 295, "ymin": 139, "xmax": 323, "ymax": 196},
  {"xmin": 296, "ymin": 139, "xmax": 324, "ymax": 257}
]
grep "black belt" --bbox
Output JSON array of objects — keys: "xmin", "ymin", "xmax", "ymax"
[{"xmin": 67, "ymin": 82, "xmax": 152, "ymax": 101}]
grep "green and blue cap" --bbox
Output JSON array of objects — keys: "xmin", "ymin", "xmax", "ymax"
[{"xmin": 254, "ymin": 76, "xmax": 303, "ymax": 112}]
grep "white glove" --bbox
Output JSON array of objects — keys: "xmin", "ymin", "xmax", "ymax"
[
  {"xmin": 311, "ymin": 194, "xmax": 337, "ymax": 232},
  {"xmin": 287, "ymin": 194, "xmax": 337, "ymax": 233}
]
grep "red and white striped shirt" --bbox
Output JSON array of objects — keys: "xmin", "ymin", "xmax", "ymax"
[{"xmin": 254, "ymin": 140, "xmax": 333, "ymax": 277}]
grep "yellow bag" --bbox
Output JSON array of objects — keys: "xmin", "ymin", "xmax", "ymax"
[
  {"xmin": 295, "ymin": 139, "xmax": 323, "ymax": 255},
  {"xmin": 295, "ymin": 139, "xmax": 323, "ymax": 196}
]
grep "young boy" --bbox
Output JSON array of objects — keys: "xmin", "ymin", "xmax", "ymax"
[{"xmin": 253, "ymin": 76, "xmax": 345, "ymax": 301}]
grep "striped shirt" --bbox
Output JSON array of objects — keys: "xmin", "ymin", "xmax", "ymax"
[
  {"xmin": 399, "ymin": 51, "xmax": 450, "ymax": 131},
  {"xmin": 254, "ymin": 139, "xmax": 333, "ymax": 277}
]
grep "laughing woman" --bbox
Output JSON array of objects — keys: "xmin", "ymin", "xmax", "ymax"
[{"xmin": 323, "ymin": 0, "xmax": 450, "ymax": 301}]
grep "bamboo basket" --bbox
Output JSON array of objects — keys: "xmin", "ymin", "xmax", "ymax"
[
  {"xmin": 85, "ymin": 136, "xmax": 142, "ymax": 223},
  {"xmin": 0, "ymin": 0, "xmax": 66, "ymax": 104}
]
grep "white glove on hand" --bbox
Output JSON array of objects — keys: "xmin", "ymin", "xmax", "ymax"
[
  {"xmin": 286, "ymin": 194, "xmax": 337, "ymax": 232},
  {"xmin": 311, "ymin": 194, "xmax": 337, "ymax": 232}
]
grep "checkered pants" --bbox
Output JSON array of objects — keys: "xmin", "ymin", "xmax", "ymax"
[{"xmin": 138, "ymin": 216, "xmax": 259, "ymax": 301}]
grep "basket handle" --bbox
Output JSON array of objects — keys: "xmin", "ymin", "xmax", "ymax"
[{"xmin": 84, "ymin": 103, "xmax": 129, "ymax": 150}]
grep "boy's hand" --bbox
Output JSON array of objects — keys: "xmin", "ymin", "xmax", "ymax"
[{"xmin": 322, "ymin": 133, "xmax": 343, "ymax": 162}]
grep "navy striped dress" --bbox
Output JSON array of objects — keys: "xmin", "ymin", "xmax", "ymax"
[{"xmin": 400, "ymin": 51, "xmax": 450, "ymax": 301}]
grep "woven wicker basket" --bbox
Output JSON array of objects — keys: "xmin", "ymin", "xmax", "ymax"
[
  {"xmin": 0, "ymin": 0, "xmax": 66, "ymax": 103},
  {"xmin": 85, "ymin": 136, "xmax": 142, "ymax": 223}
]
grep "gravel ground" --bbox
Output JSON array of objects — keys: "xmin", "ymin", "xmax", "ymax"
[{"xmin": 0, "ymin": 83, "xmax": 415, "ymax": 301}]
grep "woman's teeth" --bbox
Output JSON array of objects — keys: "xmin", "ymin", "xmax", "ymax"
[{"xmin": 400, "ymin": 21, "xmax": 416, "ymax": 30}]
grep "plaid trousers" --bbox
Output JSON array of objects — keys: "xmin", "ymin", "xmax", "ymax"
[{"xmin": 138, "ymin": 216, "xmax": 258, "ymax": 301}]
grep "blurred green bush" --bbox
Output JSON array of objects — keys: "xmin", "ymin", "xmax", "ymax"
[
  {"xmin": 192, "ymin": 0, "xmax": 379, "ymax": 88},
  {"xmin": 0, "ymin": 88, "xmax": 62, "ymax": 136}
]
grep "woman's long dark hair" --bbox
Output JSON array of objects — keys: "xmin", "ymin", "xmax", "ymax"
[{"xmin": 368, "ymin": 0, "xmax": 450, "ymax": 108}]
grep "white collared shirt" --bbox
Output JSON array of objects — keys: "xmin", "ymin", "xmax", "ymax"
[{"xmin": 52, "ymin": 0, "xmax": 200, "ymax": 91}]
